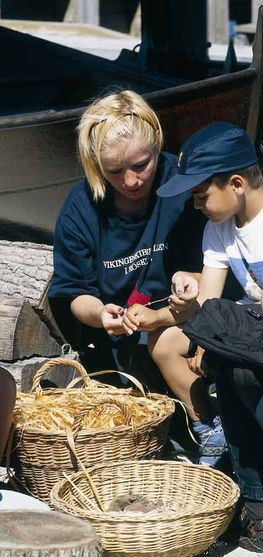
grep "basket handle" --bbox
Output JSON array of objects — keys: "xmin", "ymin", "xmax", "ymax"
[
  {"xmin": 87, "ymin": 369, "xmax": 147, "ymax": 396},
  {"xmin": 72, "ymin": 394, "xmax": 131, "ymax": 435},
  {"xmin": 30, "ymin": 357, "xmax": 89, "ymax": 394},
  {"xmin": 68, "ymin": 393, "xmax": 134, "ymax": 512},
  {"xmin": 66, "ymin": 429, "xmax": 105, "ymax": 512}
]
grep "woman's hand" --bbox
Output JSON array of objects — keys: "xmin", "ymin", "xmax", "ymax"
[
  {"xmin": 169, "ymin": 271, "xmax": 199, "ymax": 311},
  {"xmin": 122, "ymin": 304, "xmax": 159, "ymax": 335},
  {"xmin": 187, "ymin": 346, "xmax": 206, "ymax": 376},
  {"xmin": 100, "ymin": 303, "xmax": 126, "ymax": 335}
]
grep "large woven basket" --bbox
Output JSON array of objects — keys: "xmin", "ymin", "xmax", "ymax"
[
  {"xmin": 51, "ymin": 460, "xmax": 240, "ymax": 557},
  {"xmin": 10, "ymin": 358, "xmax": 175, "ymax": 503}
]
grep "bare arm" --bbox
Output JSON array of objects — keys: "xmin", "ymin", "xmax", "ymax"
[
  {"xmin": 70, "ymin": 294, "xmax": 127, "ymax": 335},
  {"xmin": 170, "ymin": 266, "xmax": 228, "ymax": 306},
  {"xmin": 71, "ymin": 294, "xmax": 105, "ymax": 327},
  {"xmin": 122, "ymin": 300, "xmax": 197, "ymax": 334},
  {"xmin": 122, "ymin": 271, "xmax": 202, "ymax": 334},
  {"xmin": 161, "ymin": 265, "xmax": 228, "ymax": 326},
  {"xmin": 123, "ymin": 266, "xmax": 228, "ymax": 334},
  {"xmin": 197, "ymin": 266, "xmax": 228, "ymax": 305}
]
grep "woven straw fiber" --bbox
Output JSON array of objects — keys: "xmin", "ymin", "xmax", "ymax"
[
  {"xmin": 51, "ymin": 460, "xmax": 240, "ymax": 557},
  {"xmin": 11, "ymin": 359, "xmax": 175, "ymax": 503}
]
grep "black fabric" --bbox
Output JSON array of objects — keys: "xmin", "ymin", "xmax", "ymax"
[
  {"xmin": 184, "ymin": 298, "xmax": 263, "ymax": 506},
  {"xmin": 183, "ymin": 298, "xmax": 263, "ymax": 368},
  {"xmin": 245, "ymin": 501, "xmax": 263, "ymax": 521}
]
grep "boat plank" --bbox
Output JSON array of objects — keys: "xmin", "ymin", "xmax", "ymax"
[{"xmin": 154, "ymin": 83, "xmax": 252, "ymax": 153}]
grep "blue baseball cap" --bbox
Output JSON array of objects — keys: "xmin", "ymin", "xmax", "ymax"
[{"xmin": 157, "ymin": 122, "xmax": 258, "ymax": 197}]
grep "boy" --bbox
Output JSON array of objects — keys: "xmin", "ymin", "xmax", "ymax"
[
  {"xmin": 123, "ymin": 122, "xmax": 262, "ymax": 470},
  {"xmin": 156, "ymin": 122, "xmax": 263, "ymax": 552},
  {"xmin": 157, "ymin": 121, "xmax": 263, "ymax": 366}
]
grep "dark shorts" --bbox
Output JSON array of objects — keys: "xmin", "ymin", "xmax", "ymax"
[
  {"xmin": 49, "ymin": 296, "xmax": 170, "ymax": 392},
  {"xmin": 79, "ymin": 327, "xmax": 170, "ymax": 393}
]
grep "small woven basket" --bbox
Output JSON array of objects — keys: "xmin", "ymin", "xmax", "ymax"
[
  {"xmin": 10, "ymin": 358, "xmax": 175, "ymax": 503},
  {"xmin": 51, "ymin": 460, "xmax": 240, "ymax": 557}
]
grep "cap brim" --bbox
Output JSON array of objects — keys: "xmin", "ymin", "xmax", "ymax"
[{"xmin": 157, "ymin": 171, "xmax": 213, "ymax": 198}]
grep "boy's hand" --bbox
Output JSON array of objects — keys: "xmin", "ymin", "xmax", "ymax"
[
  {"xmin": 100, "ymin": 303, "xmax": 126, "ymax": 335},
  {"xmin": 122, "ymin": 304, "xmax": 159, "ymax": 335},
  {"xmin": 169, "ymin": 271, "xmax": 199, "ymax": 310},
  {"xmin": 187, "ymin": 346, "xmax": 206, "ymax": 376}
]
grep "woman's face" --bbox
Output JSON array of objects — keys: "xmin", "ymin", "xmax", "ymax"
[{"xmin": 101, "ymin": 136, "xmax": 158, "ymax": 206}]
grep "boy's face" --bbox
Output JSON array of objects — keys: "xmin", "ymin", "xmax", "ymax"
[{"xmin": 192, "ymin": 179, "xmax": 240, "ymax": 223}]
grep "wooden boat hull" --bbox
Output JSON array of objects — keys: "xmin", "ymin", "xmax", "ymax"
[
  {"xmin": 0, "ymin": 114, "xmax": 81, "ymax": 241},
  {"xmin": 0, "ymin": 9, "xmax": 262, "ymax": 241}
]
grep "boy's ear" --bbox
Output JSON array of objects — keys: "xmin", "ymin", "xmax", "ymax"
[{"xmin": 229, "ymin": 174, "xmax": 246, "ymax": 195}]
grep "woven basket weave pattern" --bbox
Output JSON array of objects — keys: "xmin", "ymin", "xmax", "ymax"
[
  {"xmin": 51, "ymin": 460, "xmax": 240, "ymax": 557},
  {"xmin": 12, "ymin": 359, "xmax": 174, "ymax": 503}
]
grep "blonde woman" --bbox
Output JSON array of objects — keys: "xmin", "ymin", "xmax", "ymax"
[
  {"xmin": 49, "ymin": 90, "xmax": 225, "ymax": 465},
  {"xmin": 50, "ymin": 90, "xmax": 194, "ymax": 355}
]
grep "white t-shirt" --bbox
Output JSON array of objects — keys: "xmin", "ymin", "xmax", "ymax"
[{"xmin": 203, "ymin": 208, "xmax": 263, "ymax": 303}]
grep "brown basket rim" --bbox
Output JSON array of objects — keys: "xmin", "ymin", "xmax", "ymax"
[{"xmin": 50, "ymin": 459, "xmax": 240, "ymax": 523}]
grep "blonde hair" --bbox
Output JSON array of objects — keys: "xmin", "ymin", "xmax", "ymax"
[{"xmin": 78, "ymin": 90, "xmax": 163, "ymax": 200}]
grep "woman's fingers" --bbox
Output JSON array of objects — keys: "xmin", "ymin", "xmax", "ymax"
[{"xmin": 122, "ymin": 309, "xmax": 140, "ymax": 334}]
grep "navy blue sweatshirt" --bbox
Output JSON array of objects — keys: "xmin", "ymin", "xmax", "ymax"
[{"xmin": 49, "ymin": 152, "xmax": 205, "ymax": 308}]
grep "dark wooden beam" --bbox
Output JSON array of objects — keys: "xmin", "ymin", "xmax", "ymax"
[{"xmin": 138, "ymin": 0, "xmax": 208, "ymax": 79}]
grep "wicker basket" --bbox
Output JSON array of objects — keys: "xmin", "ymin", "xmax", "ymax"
[
  {"xmin": 51, "ymin": 460, "xmax": 240, "ymax": 557},
  {"xmin": 11, "ymin": 359, "xmax": 175, "ymax": 503}
]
